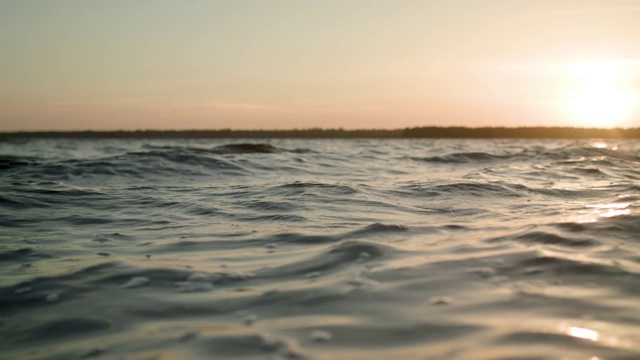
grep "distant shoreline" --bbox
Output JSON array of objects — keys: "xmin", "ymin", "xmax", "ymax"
[{"xmin": 1, "ymin": 127, "xmax": 640, "ymax": 139}]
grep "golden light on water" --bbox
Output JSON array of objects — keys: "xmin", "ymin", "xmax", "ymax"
[
  {"xmin": 586, "ymin": 202, "xmax": 632, "ymax": 218},
  {"xmin": 575, "ymin": 200, "xmax": 632, "ymax": 224},
  {"xmin": 557, "ymin": 322, "xmax": 632, "ymax": 350},
  {"xmin": 566, "ymin": 61, "xmax": 636, "ymax": 127},
  {"xmin": 590, "ymin": 141, "xmax": 617, "ymax": 150},
  {"xmin": 566, "ymin": 326, "xmax": 600, "ymax": 341}
]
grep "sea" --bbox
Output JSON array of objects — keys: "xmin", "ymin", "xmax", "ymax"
[{"xmin": 1, "ymin": 138, "xmax": 639, "ymax": 360}]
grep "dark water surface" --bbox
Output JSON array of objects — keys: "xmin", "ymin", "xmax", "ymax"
[{"xmin": 1, "ymin": 139, "xmax": 639, "ymax": 359}]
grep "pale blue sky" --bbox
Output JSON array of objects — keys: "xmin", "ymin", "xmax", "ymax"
[{"xmin": 2, "ymin": 0, "xmax": 639, "ymax": 130}]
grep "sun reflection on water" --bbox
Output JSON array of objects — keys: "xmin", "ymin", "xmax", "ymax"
[
  {"xmin": 566, "ymin": 326, "xmax": 600, "ymax": 341},
  {"xmin": 556, "ymin": 322, "xmax": 634, "ymax": 350},
  {"xmin": 586, "ymin": 203, "xmax": 631, "ymax": 218},
  {"xmin": 599, "ymin": 208, "xmax": 631, "ymax": 218},
  {"xmin": 575, "ymin": 202, "xmax": 632, "ymax": 223},
  {"xmin": 590, "ymin": 141, "xmax": 618, "ymax": 151}
]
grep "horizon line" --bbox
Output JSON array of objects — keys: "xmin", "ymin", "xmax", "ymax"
[
  {"xmin": 3, "ymin": 125, "xmax": 640, "ymax": 133},
  {"xmin": 2, "ymin": 126, "xmax": 640, "ymax": 140}
]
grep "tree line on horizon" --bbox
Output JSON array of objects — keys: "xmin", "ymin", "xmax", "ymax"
[
  {"xmin": 402, "ymin": 126, "xmax": 640, "ymax": 139},
  {"xmin": 2, "ymin": 127, "xmax": 640, "ymax": 139}
]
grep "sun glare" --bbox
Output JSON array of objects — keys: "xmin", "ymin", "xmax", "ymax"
[{"xmin": 566, "ymin": 61, "xmax": 636, "ymax": 127}]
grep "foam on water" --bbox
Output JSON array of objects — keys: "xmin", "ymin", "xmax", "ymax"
[{"xmin": 1, "ymin": 138, "xmax": 640, "ymax": 359}]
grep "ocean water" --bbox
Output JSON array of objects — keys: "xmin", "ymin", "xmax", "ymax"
[{"xmin": 1, "ymin": 138, "xmax": 639, "ymax": 360}]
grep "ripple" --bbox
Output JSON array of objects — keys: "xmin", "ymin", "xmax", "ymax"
[{"xmin": 488, "ymin": 231, "xmax": 598, "ymax": 248}]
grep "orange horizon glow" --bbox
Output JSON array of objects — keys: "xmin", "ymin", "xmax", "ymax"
[{"xmin": 1, "ymin": 1, "xmax": 640, "ymax": 131}]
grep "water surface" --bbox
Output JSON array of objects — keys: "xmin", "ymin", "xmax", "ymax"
[{"xmin": 1, "ymin": 139, "xmax": 639, "ymax": 359}]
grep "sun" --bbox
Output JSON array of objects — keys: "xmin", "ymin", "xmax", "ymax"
[
  {"xmin": 567, "ymin": 86, "xmax": 634, "ymax": 127},
  {"xmin": 565, "ymin": 61, "xmax": 635, "ymax": 127}
]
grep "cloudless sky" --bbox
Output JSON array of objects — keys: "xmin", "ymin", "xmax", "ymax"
[{"xmin": 1, "ymin": 0, "xmax": 640, "ymax": 130}]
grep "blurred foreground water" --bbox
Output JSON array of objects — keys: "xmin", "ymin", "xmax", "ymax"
[{"xmin": 1, "ymin": 138, "xmax": 639, "ymax": 359}]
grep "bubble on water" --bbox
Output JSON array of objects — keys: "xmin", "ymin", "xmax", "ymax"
[
  {"xmin": 346, "ymin": 277, "xmax": 365, "ymax": 286},
  {"xmin": 177, "ymin": 282, "xmax": 213, "ymax": 292},
  {"xmin": 262, "ymin": 289, "xmax": 279, "ymax": 297},
  {"xmin": 46, "ymin": 292, "xmax": 60, "ymax": 303},
  {"xmin": 81, "ymin": 347, "xmax": 106, "ymax": 358},
  {"xmin": 259, "ymin": 334, "xmax": 305, "ymax": 358},
  {"xmin": 122, "ymin": 277, "xmax": 149, "ymax": 289},
  {"xmin": 176, "ymin": 275, "xmax": 213, "ymax": 292},
  {"xmin": 310, "ymin": 330, "xmax": 332, "ymax": 342},
  {"xmin": 525, "ymin": 267, "xmax": 544, "ymax": 275},
  {"xmin": 225, "ymin": 270, "xmax": 254, "ymax": 281},
  {"xmin": 429, "ymin": 296, "xmax": 452, "ymax": 305},
  {"xmin": 187, "ymin": 272, "xmax": 208, "ymax": 281},
  {"xmin": 178, "ymin": 331, "xmax": 198, "ymax": 342},
  {"xmin": 92, "ymin": 234, "xmax": 110, "ymax": 243},
  {"xmin": 305, "ymin": 271, "xmax": 321, "ymax": 279},
  {"xmin": 491, "ymin": 276, "xmax": 510, "ymax": 284},
  {"xmin": 466, "ymin": 267, "xmax": 496, "ymax": 279},
  {"xmin": 243, "ymin": 314, "xmax": 257, "ymax": 326},
  {"xmin": 357, "ymin": 252, "xmax": 371, "ymax": 262}
]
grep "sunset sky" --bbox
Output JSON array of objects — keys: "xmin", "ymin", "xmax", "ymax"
[{"xmin": 2, "ymin": 0, "xmax": 640, "ymax": 131}]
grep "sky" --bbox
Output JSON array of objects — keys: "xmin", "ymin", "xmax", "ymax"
[{"xmin": 1, "ymin": 0, "xmax": 640, "ymax": 131}]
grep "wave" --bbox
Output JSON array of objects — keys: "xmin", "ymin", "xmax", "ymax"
[
  {"xmin": 0, "ymin": 155, "xmax": 40, "ymax": 170},
  {"xmin": 268, "ymin": 181, "xmax": 361, "ymax": 196},
  {"xmin": 0, "ymin": 151, "xmax": 248, "ymax": 183},
  {"xmin": 430, "ymin": 182, "xmax": 525, "ymax": 197},
  {"xmin": 212, "ymin": 143, "xmax": 279, "ymax": 154},
  {"xmin": 487, "ymin": 230, "xmax": 598, "ymax": 248},
  {"xmin": 412, "ymin": 151, "xmax": 517, "ymax": 164},
  {"xmin": 555, "ymin": 213, "xmax": 640, "ymax": 238},
  {"xmin": 408, "ymin": 144, "xmax": 640, "ymax": 168},
  {"xmin": 0, "ymin": 143, "xmax": 321, "ymax": 184}
]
